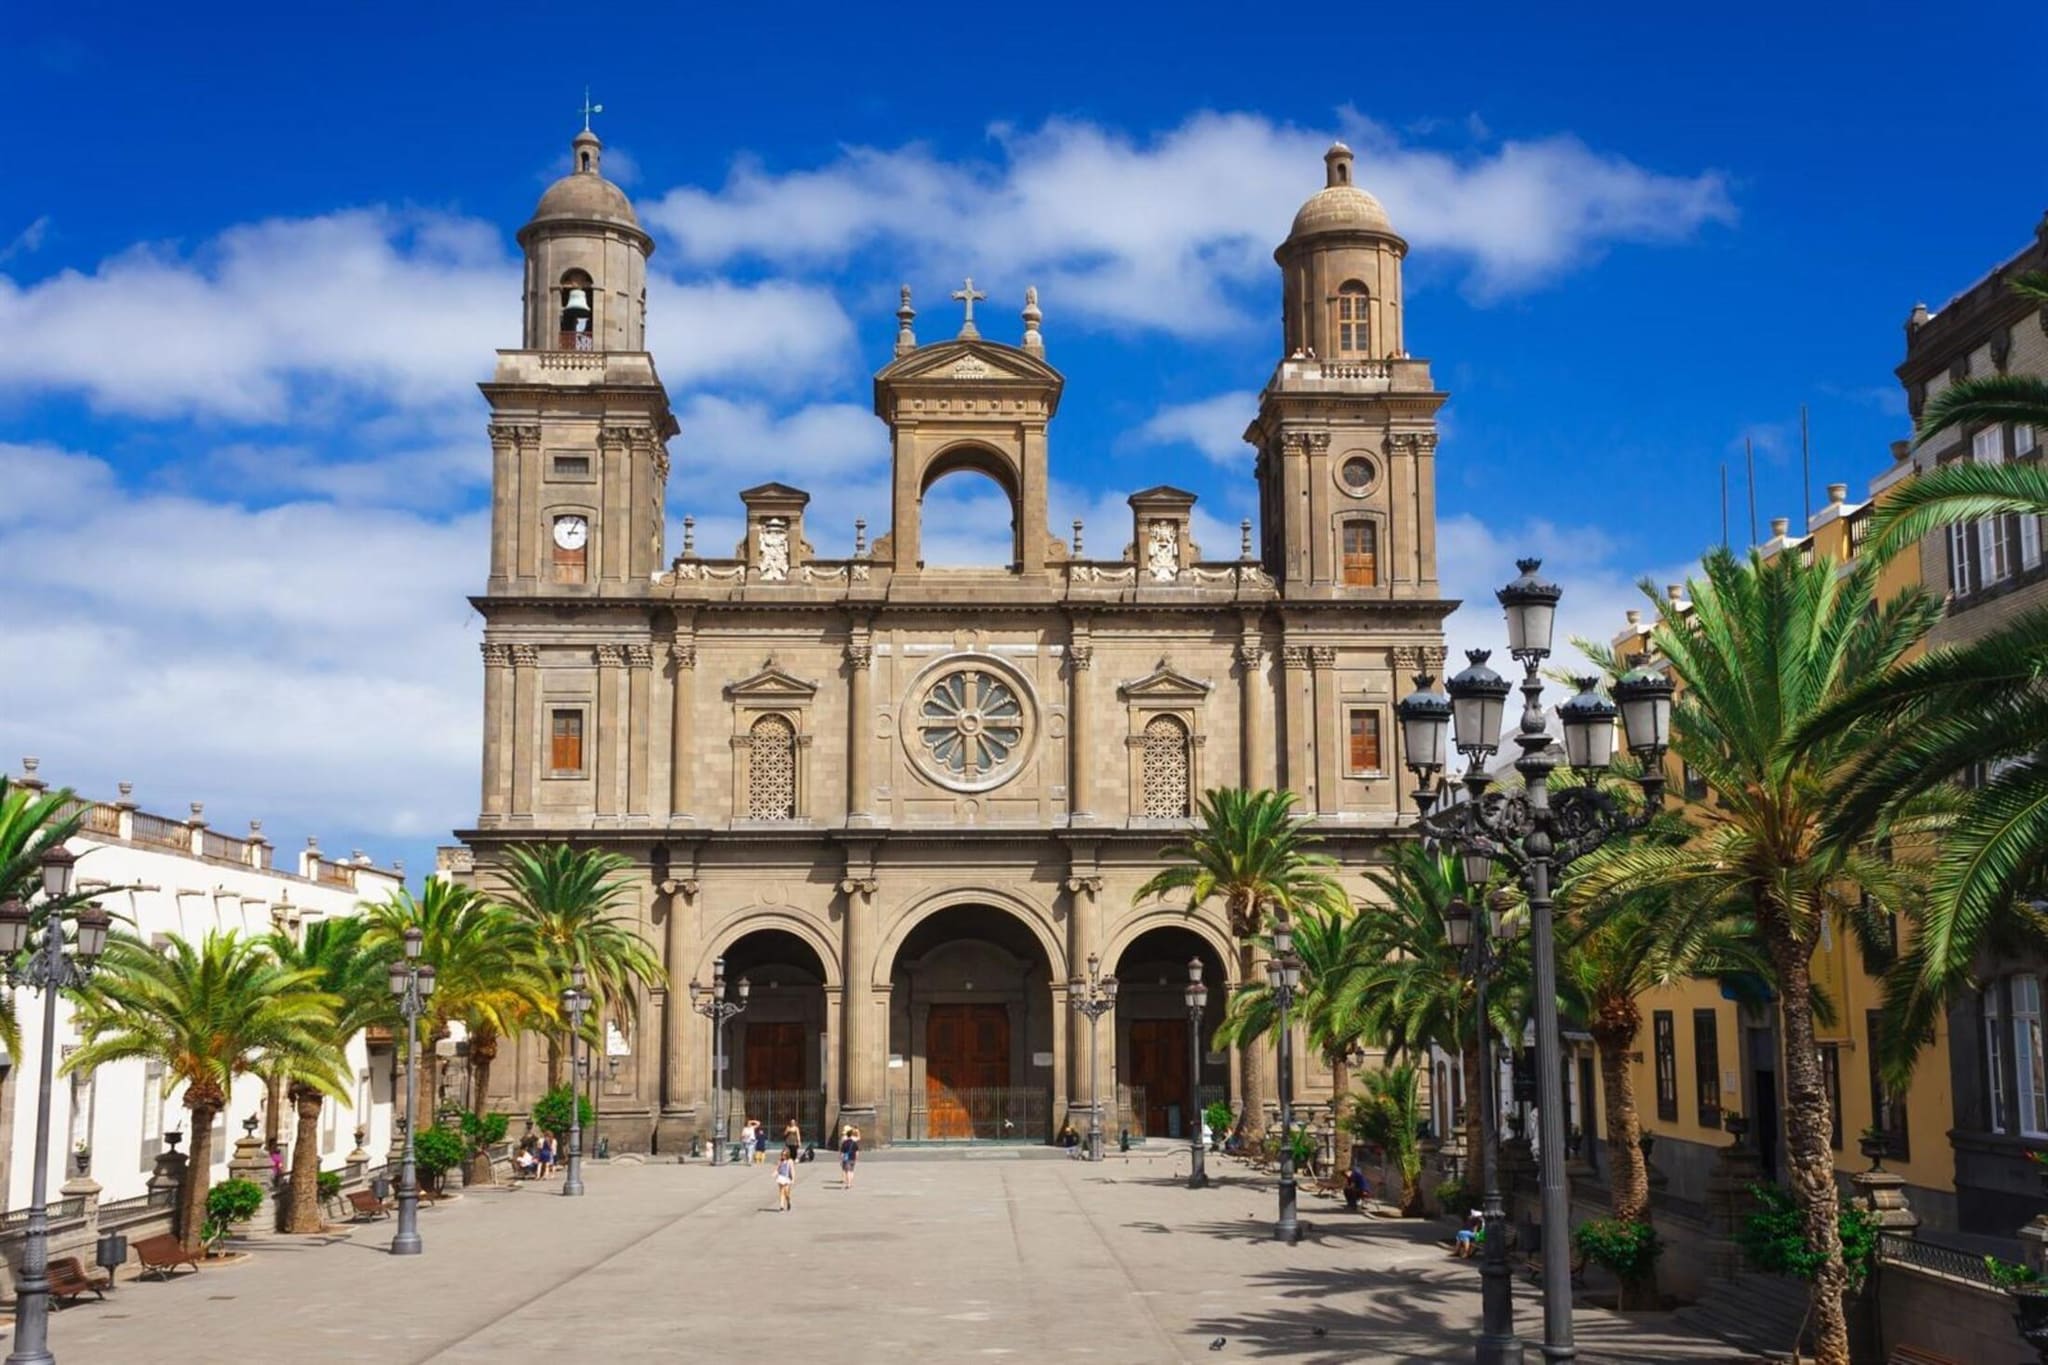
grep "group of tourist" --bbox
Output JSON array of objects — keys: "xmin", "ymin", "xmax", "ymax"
[
  {"xmin": 512, "ymin": 1132, "xmax": 561, "ymax": 1179},
  {"xmin": 743, "ymin": 1118, "xmax": 862, "ymax": 1211}
]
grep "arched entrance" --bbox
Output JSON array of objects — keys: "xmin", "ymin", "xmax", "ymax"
[
  {"xmin": 722, "ymin": 929, "xmax": 829, "ymax": 1145},
  {"xmin": 888, "ymin": 905, "xmax": 1055, "ymax": 1142},
  {"xmin": 1113, "ymin": 927, "xmax": 1231, "ymax": 1141}
]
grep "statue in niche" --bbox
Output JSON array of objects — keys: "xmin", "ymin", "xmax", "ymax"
[
  {"xmin": 758, "ymin": 518, "xmax": 790, "ymax": 582},
  {"xmin": 1147, "ymin": 521, "xmax": 1180, "ymax": 582}
]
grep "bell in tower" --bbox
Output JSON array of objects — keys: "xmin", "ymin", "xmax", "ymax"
[{"xmin": 517, "ymin": 128, "xmax": 653, "ymax": 353}]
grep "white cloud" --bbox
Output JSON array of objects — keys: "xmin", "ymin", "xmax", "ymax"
[
  {"xmin": 644, "ymin": 111, "xmax": 1733, "ymax": 332},
  {"xmin": 1133, "ymin": 392, "xmax": 1259, "ymax": 468},
  {"xmin": 1, "ymin": 215, "xmax": 49, "ymax": 264}
]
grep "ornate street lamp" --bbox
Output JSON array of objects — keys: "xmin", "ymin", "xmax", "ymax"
[
  {"xmin": 1070, "ymin": 954, "xmax": 1118, "ymax": 1162},
  {"xmin": 1184, "ymin": 957, "xmax": 1209, "ymax": 1190},
  {"xmin": 1401, "ymin": 557, "xmax": 1673, "ymax": 1365},
  {"xmin": 689, "ymin": 960, "xmax": 749, "ymax": 1166},
  {"xmin": 1450, "ymin": 887, "xmax": 1525, "ymax": 1365},
  {"xmin": 561, "ymin": 963, "xmax": 590, "ymax": 1197},
  {"xmin": 1, "ymin": 845, "xmax": 111, "ymax": 1365},
  {"xmin": 1268, "ymin": 913, "xmax": 1304, "ymax": 1244},
  {"xmin": 387, "ymin": 926, "xmax": 435, "ymax": 1256}
]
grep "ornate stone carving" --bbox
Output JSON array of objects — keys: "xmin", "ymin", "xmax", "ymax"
[
  {"xmin": 837, "ymin": 877, "xmax": 879, "ymax": 898},
  {"xmin": 669, "ymin": 640, "xmax": 697, "ymax": 670},
  {"xmin": 1309, "ymin": 646, "xmax": 1338, "ymax": 668},
  {"xmin": 915, "ymin": 669, "xmax": 1025, "ymax": 783},
  {"xmin": 480, "ymin": 642, "xmax": 512, "ymax": 667},
  {"xmin": 626, "ymin": 644, "xmax": 654, "ymax": 669},
  {"xmin": 1068, "ymin": 645, "xmax": 1094, "ymax": 671},
  {"xmin": 1146, "ymin": 522, "xmax": 1180, "ymax": 582},
  {"xmin": 1141, "ymin": 715, "xmax": 1192, "ymax": 818},
  {"xmin": 757, "ymin": 518, "xmax": 790, "ymax": 582},
  {"xmin": 747, "ymin": 714, "xmax": 798, "ymax": 820},
  {"xmin": 1422, "ymin": 645, "xmax": 1449, "ymax": 672},
  {"xmin": 1390, "ymin": 645, "xmax": 1421, "ymax": 671},
  {"xmin": 950, "ymin": 355, "xmax": 991, "ymax": 379},
  {"xmin": 513, "ymin": 424, "xmax": 541, "ymax": 444},
  {"xmin": 660, "ymin": 877, "xmax": 700, "ymax": 901},
  {"xmin": 1062, "ymin": 875, "xmax": 1103, "ymax": 897},
  {"xmin": 1235, "ymin": 641, "xmax": 1265, "ymax": 672},
  {"xmin": 846, "ymin": 644, "xmax": 873, "ymax": 670},
  {"xmin": 595, "ymin": 643, "xmax": 626, "ymax": 667},
  {"xmin": 511, "ymin": 644, "xmax": 540, "ymax": 668},
  {"xmin": 487, "ymin": 423, "xmax": 520, "ymax": 450},
  {"xmin": 1281, "ymin": 645, "xmax": 1311, "ymax": 667}
]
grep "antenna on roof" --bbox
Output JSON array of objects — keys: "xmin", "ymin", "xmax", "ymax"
[
  {"xmin": 1800, "ymin": 403, "xmax": 1812, "ymax": 529},
  {"xmin": 580, "ymin": 88, "xmax": 604, "ymax": 133},
  {"xmin": 1721, "ymin": 462, "xmax": 1729, "ymax": 551},
  {"xmin": 1746, "ymin": 437, "xmax": 1759, "ymax": 547}
]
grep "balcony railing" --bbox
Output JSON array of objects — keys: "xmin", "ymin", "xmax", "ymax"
[
  {"xmin": 130, "ymin": 811, "xmax": 189, "ymax": 850},
  {"xmin": 557, "ymin": 331, "xmax": 596, "ymax": 352}
]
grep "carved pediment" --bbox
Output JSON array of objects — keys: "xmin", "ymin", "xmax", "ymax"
[
  {"xmin": 724, "ymin": 656, "xmax": 820, "ymax": 703},
  {"xmin": 874, "ymin": 338, "xmax": 1063, "ymax": 390},
  {"xmin": 1117, "ymin": 657, "xmax": 1214, "ymax": 702}
]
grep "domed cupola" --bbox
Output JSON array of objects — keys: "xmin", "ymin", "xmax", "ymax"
[
  {"xmin": 1274, "ymin": 143, "xmax": 1408, "ymax": 362},
  {"xmin": 517, "ymin": 127, "xmax": 652, "ymax": 352}
]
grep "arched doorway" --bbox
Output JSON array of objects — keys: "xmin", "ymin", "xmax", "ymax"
[
  {"xmin": 888, "ymin": 905, "xmax": 1055, "ymax": 1142},
  {"xmin": 918, "ymin": 450, "xmax": 1019, "ymax": 568},
  {"xmin": 722, "ymin": 929, "xmax": 829, "ymax": 1145},
  {"xmin": 1113, "ymin": 927, "xmax": 1231, "ymax": 1141}
]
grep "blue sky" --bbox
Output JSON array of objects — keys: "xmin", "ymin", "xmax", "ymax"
[{"xmin": 3, "ymin": 2, "xmax": 2044, "ymax": 878}]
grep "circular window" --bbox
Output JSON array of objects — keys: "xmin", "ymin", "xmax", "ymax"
[
  {"xmin": 900, "ymin": 655, "xmax": 1039, "ymax": 793},
  {"xmin": 1339, "ymin": 455, "xmax": 1378, "ymax": 494}
]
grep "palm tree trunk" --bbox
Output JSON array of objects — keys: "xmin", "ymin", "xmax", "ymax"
[
  {"xmin": 285, "ymin": 1085, "xmax": 324, "ymax": 1233},
  {"xmin": 1236, "ymin": 942, "xmax": 1266, "ymax": 1136},
  {"xmin": 1770, "ymin": 932, "xmax": 1850, "ymax": 1365},
  {"xmin": 179, "ymin": 1102, "xmax": 218, "ymax": 1256},
  {"xmin": 1591, "ymin": 1022, "xmax": 1649, "ymax": 1223},
  {"xmin": 264, "ymin": 1072, "xmax": 285, "ymax": 1148},
  {"xmin": 547, "ymin": 1033, "xmax": 564, "ymax": 1093},
  {"xmin": 1330, "ymin": 1053, "xmax": 1353, "ymax": 1172}
]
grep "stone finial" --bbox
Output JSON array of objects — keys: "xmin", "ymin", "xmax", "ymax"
[
  {"xmin": 1666, "ymin": 585, "xmax": 1683, "ymax": 602},
  {"xmin": 306, "ymin": 835, "xmax": 320, "ymax": 851},
  {"xmin": 17, "ymin": 757, "xmax": 44, "ymax": 791},
  {"xmin": 1072, "ymin": 519, "xmax": 1084, "ymax": 556},
  {"xmin": 1827, "ymin": 483, "xmax": 1847, "ymax": 506},
  {"xmin": 393, "ymin": 858, "xmax": 405, "ymax": 876},
  {"xmin": 351, "ymin": 849, "xmax": 365, "ymax": 863},
  {"xmin": 188, "ymin": 802, "xmax": 206, "ymax": 826},
  {"xmin": 682, "ymin": 515, "xmax": 696, "ymax": 557},
  {"xmin": 1240, "ymin": 519, "xmax": 1253, "ymax": 559},
  {"xmin": 1770, "ymin": 516, "xmax": 1789, "ymax": 539},
  {"xmin": 1906, "ymin": 301, "xmax": 1930, "ymax": 332},
  {"xmin": 1021, "ymin": 286, "xmax": 1043, "ymax": 353},
  {"xmin": 1625, "ymin": 609, "xmax": 1642, "ymax": 627},
  {"xmin": 116, "ymin": 781, "xmax": 135, "ymax": 806},
  {"xmin": 854, "ymin": 518, "xmax": 867, "ymax": 557},
  {"xmin": 1890, "ymin": 439, "xmax": 1911, "ymax": 463},
  {"xmin": 895, "ymin": 285, "xmax": 917, "ymax": 356}
]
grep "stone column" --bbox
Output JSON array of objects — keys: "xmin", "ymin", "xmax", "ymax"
[
  {"xmin": 594, "ymin": 644, "xmax": 623, "ymax": 820},
  {"xmin": 480, "ymin": 642, "xmax": 511, "ymax": 821},
  {"xmin": 226, "ymin": 1130, "xmax": 277, "ymax": 1237},
  {"xmin": 1310, "ymin": 646, "xmax": 1338, "ymax": 813},
  {"xmin": 1067, "ymin": 645, "xmax": 1095, "ymax": 822},
  {"xmin": 1850, "ymin": 1165, "xmax": 1919, "ymax": 1240},
  {"xmin": 1280, "ymin": 646, "xmax": 1311, "ymax": 801},
  {"xmin": 657, "ymin": 878, "xmax": 700, "ymax": 1153},
  {"xmin": 669, "ymin": 639, "xmax": 696, "ymax": 822},
  {"xmin": 626, "ymin": 644, "xmax": 652, "ymax": 821},
  {"xmin": 487, "ymin": 424, "xmax": 517, "ymax": 586},
  {"xmin": 1063, "ymin": 876, "xmax": 1102, "ymax": 1119},
  {"xmin": 837, "ymin": 877, "xmax": 879, "ymax": 1127},
  {"xmin": 846, "ymin": 643, "xmax": 875, "ymax": 824},
  {"xmin": 1237, "ymin": 639, "xmax": 1268, "ymax": 790},
  {"xmin": 510, "ymin": 644, "xmax": 539, "ymax": 819}
]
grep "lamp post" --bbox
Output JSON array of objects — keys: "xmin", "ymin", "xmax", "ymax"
[
  {"xmin": 1184, "ymin": 957, "xmax": 1209, "ymax": 1189},
  {"xmin": 386, "ymin": 924, "xmax": 436, "ymax": 1257},
  {"xmin": 0, "ymin": 845, "xmax": 111, "ymax": 1365},
  {"xmin": 1069, "ymin": 953, "xmax": 1117, "ymax": 1163},
  {"xmin": 1397, "ymin": 557, "xmax": 1673, "ymax": 1364},
  {"xmin": 1268, "ymin": 914, "xmax": 1304, "ymax": 1245},
  {"xmin": 689, "ymin": 959, "xmax": 749, "ymax": 1166},
  {"xmin": 561, "ymin": 964, "xmax": 589, "ymax": 1196}
]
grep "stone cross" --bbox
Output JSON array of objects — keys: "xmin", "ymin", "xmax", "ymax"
[{"xmin": 952, "ymin": 277, "xmax": 987, "ymax": 338}]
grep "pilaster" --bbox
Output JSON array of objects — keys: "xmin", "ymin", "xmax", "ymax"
[
  {"xmin": 668, "ymin": 637, "xmax": 697, "ymax": 823},
  {"xmin": 626, "ymin": 643, "xmax": 652, "ymax": 821},
  {"xmin": 1067, "ymin": 642, "xmax": 1095, "ymax": 822},
  {"xmin": 846, "ymin": 640, "xmax": 876, "ymax": 825},
  {"xmin": 480, "ymin": 642, "xmax": 512, "ymax": 822},
  {"xmin": 1280, "ymin": 645, "xmax": 1311, "ymax": 800},
  {"xmin": 510, "ymin": 644, "xmax": 539, "ymax": 820},
  {"xmin": 594, "ymin": 644, "xmax": 624, "ymax": 821},
  {"xmin": 1309, "ymin": 645, "xmax": 1338, "ymax": 812},
  {"xmin": 837, "ymin": 873, "xmax": 880, "ymax": 1122}
]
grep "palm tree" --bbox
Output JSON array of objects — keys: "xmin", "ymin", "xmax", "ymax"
[
  {"xmin": 1349, "ymin": 1062, "xmax": 1427, "ymax": 1215},
  {"xmin": 0, "ymin": 781, "xmax": 93, "ymax": 1062},
  {"xmin": 1134, "ymin": 789, "xmax": 1346, "ymax": 1137},
  {"xmin": 362, "ymin": 880, "xmax": 552, "ymax": 1139},
  {"xmin": 496, "ymin": 844, "xmax": 665, "ymax": 1091},
  {"xmin": 263, "ymin": 917, "xmax": 386, "ymax": 1233},
  {"xmin": 1210, "ymin": 903, "xmax": 1377, "ymax": 1169},
  {"xmin": 1575, "ymin": 547, "xmax": 1939, "ymax": 1365},
  {"xmin": 64, "ymin": 931, "xmax": 344, "ymax": 1254}
]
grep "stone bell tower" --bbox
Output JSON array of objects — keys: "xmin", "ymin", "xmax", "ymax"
[
  {"xmin": 1248, "ymin": 143, "xmax": 1445, "ymax": 602},
  {"xmin": 481, "ymin": 125, "xmax": 676, "ymax": 595}
]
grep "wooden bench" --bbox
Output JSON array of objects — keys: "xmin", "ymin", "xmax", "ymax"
[
  {"xmin": 345, "ymin": 1190, "xmax": 390, "ymax": 1220},
  {"xmin": 131, "ymin": 1233, "xmax": 198, "ymax": 1280},
  {"xmin": 1889, "ymin": 1348, "xmax": 1966, "ymax": 1365},
  {"xmin": 1523, "ymin": 1247, "xmax": 1589, "ymax": 1288},
  {"xmin": 45, "ymin": 1256, "xmax": 110, "ymax": 1304}
]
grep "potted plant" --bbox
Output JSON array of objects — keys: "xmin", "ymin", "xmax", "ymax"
[
  {"xmin": 412, "ymin": 1127, "xmax": 466, "ymax": 1194},
  {"xmin": 1574, "ymin": 1217, "xmax": 1662, "ymax": 1311},
  {"xmin": 459, "ymin": 1111, "xmax": 510, "ymax": 1186},
  {"xmin": 1858, "ymin": 1123, "xmax": 1889, "ymax": 1170},
  {"xmin": 1986, "ymin": 1257, "xmax": 2048, "ymax": 1358},
  {"xmin": 201, "ymin": 1178, "xmax": 265, "ymax": 1255},
  {"xmin": 1202, "ymin": 1102, "xmax": 1234, "ymax": 1151}
]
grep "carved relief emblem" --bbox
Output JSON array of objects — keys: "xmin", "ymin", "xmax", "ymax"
[
  {"xmin": 757, "ymin": 518, "xmax": 790, "ymax": 582},
  {"xmin": 1146, "ymin": 521, "xmax": 1180, "ymax": 582}
]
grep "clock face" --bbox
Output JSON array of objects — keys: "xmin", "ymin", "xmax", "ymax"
[{"xmin": 553, "ymin": 515, "xmax": 589, "ymax": 551}]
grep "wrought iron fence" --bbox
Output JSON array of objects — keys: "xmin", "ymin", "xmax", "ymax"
[
  {"xmin": 884, "ymin": 1087, "xmax": 1051, "ymax": 1143},
  {"xmin": 1114, "ymin": 1084, "xmax": 1230, "ymax": 1140},
  {"xmin": 715, "ymin": 1089, "xmax": 828, "ymax": 1146},
  {"xmin": 1878, "ymin": 1232, "xmax": 1998, "ymax": 1286}
]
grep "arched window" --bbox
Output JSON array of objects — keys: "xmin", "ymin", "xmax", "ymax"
[
  {"xmin": 1141, "ymin": 715, "xmax": 1191, "ymax": 819},
  {"xmin": 1335, "ymin": 282, "xmax": 1370, "ymax": 357},
  {"xmin": 558, "ymin": 270, "xmax": 595, "ymax": 351},
  {"xmin": 1341, "ymin": 520, "xmax": 1378, "ymax": 586},
  {"xmin": 748, "ymin": 714, "xmax": 797, "ymax": 820}
]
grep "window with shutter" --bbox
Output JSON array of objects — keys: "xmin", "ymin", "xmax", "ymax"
[
  {"xmin": 1820, "ymin": 1044, "xmax": 1843, "ymax": 1148},
  {"xmin": 1341, "ymin": 521, "xmax": 1378, "ymax": 586},
  {"xmin": 1347, "ymin": 710, "xmax": 1382, "ymax": 774},
  {"xmin": 1334, "ymin": 282, "xmax": 1369, "ymax": 356},
  {"xmin": 1653, "ymin": 1011, "xmax": 1678, "ymax": 1122},
  {"xmin": 748, "ymin": 714, "xmax": 797, "ymax": 820},
  {"xmin": 549, "ymin": 709, "xmax": 584, "ymax": 774},
  {"xmin": 1948, "ymin": 522, "xmax": 1976, "ymax": 597},
  {"xmin": 1141, "ymin": 715, "xmax": 1191, "ymax": 819},
  {"xmin": 1692, "ymin": 1008, "xmax": 1721, "ymax": 1130}
]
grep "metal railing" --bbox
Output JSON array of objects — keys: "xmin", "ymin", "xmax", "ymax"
[
  {"xmin": 1878, "ymin": 1232, "xmax": 1998, "ymax": 1286},
  {"xmin": 885, "ymin": 1087, "xmax": 1051, "ymax": 1142},
  {"xmin": 714, "ymin": 1089, "xmax": 828, "ymax": 1146}
]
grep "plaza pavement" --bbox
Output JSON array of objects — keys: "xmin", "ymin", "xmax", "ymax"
[{"xmin": 31, "ymin": 1148, "xmax": 1758, "ymax": 1364}]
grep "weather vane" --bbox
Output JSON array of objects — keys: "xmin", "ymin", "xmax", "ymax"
[{"xmin": 581, "ymin": 87, "xmax": 604, "ymax": 133}]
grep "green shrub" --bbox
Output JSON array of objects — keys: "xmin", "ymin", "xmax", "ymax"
[
  {"xmin": 201, "ymin": 1178, "xmax": 266, "ymax": 1249},
  {"xmin": 1349, "ymin": 1064, "xmax": 1425, "ymax": 1214},
  {"xmin": 1988, "ymin": 1256, "xmax": 2044, "ymax": 1291},
  {"xmin": 1203, "ymin": 1101, "xmax": 1235, "ymax": 1138},
  {"xmin": 532, "ymin": 1085, "xmax": 594, "ymax": 1138},
  {"xmin": 1737, "ymin": 1183, "xmax": 1878, "ymax": 1293},
  {"xmin": 1435, "ymin": 1179, "xmax": 1471, "ymax": 1215},
  {"xmin": 1575, "ymin": 1217, "xmax": 1662, "ymax": 1283},
  {"xmin": 315, "ymin": 1170, "xmax": 342, "ymax": 1200},
  {"xmin": 412, "ymin": 1127, "xmax": 466, "ymax": 1186},
  {"xmin": 459, "ymin": 1111, "xmax": 510, "ymax": 1156}
]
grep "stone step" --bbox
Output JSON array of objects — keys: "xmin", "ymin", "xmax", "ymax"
[{"xmin": 1672, "ymin": 1273, "xmax": 1811, "ymax": 1359}]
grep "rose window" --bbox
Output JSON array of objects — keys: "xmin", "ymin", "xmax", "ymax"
[{"xmin": 917, "ymin": 669, "xmax": 1025, "ymax": 782}]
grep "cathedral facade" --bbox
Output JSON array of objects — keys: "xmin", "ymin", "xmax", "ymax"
[{"xmin": 454, "ymin": 128, "xmax": 1452, "ymax": 1150}]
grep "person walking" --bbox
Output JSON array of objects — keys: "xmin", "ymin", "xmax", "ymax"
[
  {"xmin": 783, "ymin": 1118, "xmax": 802, "ymax": 1164},
  {"xmin": 839, "ymin": 1125, "xmax": 859, "ymax": 1190},
  {"xmin": 774, "ymin": 1148, "xmax": 796, "ymax": 1212},
  {"xmin": 738, "ymin": 1119, "xmax": 756, "ymax": 1166}
]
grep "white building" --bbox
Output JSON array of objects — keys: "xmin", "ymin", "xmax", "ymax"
[{"xmin": 2, "ymin": 760, "xmax": 403, "ymax": 1209}]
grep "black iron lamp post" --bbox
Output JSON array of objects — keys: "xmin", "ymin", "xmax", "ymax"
[
  {"xmin": 1070, "ymin": 953, "xmax": 1118, "ymax": 1163},
  {"xmin": 1396, "ymin": 557, "xmax": 1674, "ymax": 1364},
  {"xmin": 689, "ymin": 959, "xmax": 749, "ymax": 1167},
  {"xmin": 0, "ymin": 846, "xmax": 111, "ymax": 1365},
  {"xmin": 561, "ymin": 964, "xmax": 589, "ymax": 1197},
  {"xmin": 387, "ymin": 925, "xmax": 436, "ymax": 1257},
  {"xmin": 1268, "ymin": 914, "xmax": 1304, "ymax": 1244},
  {"xmin": 1184, "ymin": 956, "xmax": 1209, "ymax": 1189}
]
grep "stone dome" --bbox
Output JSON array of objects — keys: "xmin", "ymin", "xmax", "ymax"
[
  {"xmin": 524, "ymin": 129, "xmax": 646, "ymax": 242},
  {"xmin": 1287, "ymin": 142, "xmax": 1396, "ymax": 241}
]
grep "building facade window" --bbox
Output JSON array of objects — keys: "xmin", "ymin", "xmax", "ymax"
[
  {"xmin": 1141, "ymin": 714, "xmax": 1192, "ymax": 819},
  {"xmin": 1692, "ymin": 1008, "xmax": 1722, "ymax": 1131},
  {"xmin": 141, "ymin": 1060, "xmax": 166, "ymax": 1170},
  {"xmin": 2020, "ymin": 423, "xmax": 2039, "ymax": 456},
  {"xmin": 1347, "ymin": 709, "xmax": 1383, "ymax": 775},
  {"xmin": 1948, "ymin": 522, "xmax": 1977, "ymax": 598},
  {"xmin": 1682, "ymin": 763, "xmax": 1708, "ymax": 801},
  {"xmin": 1867, "ymin": 1007, "xmax": 1912, "ymax": 1157},
  {"xmin": 748, "ymin": 713, "xmax": 798, "ymax": 820},
  {"xmin": 1334, "ymin": 282, "xmax": 1369, "ymax": 356},
  {"xmin": 1986, "ymin": 984, "xmax": 2010, "ymax": 1131},
  {"xmin": 1653, "ymin": 1010, "xmax": 1678, "ymax": 1122},
  {"xmin": 549, "ymin": 709, "xmax": 585, "ymax": 775},
  {"xmin": 1341, "ymin": 520, "xmax": 1378, "ymax": 586},
  {"xmin": 2012, "ymin": 976, "xmax": 2048, "ymax": 1137},
  {"xmin": 1819, "ymin": 1044, "xmax": 1843, "ymax": 1148}
]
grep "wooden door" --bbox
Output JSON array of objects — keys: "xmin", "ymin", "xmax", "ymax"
[
  {"xmin": 1129, "ymin": 1020, "xmax": 1189, "ymax": 1138},
  {"xmin": 926, "ymin": 1005, "xmax": 1008, "ymax": 1139},
  {"xmin": 745, "ymin": 1022, "xmax": 807, "ymax": 1095}
]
